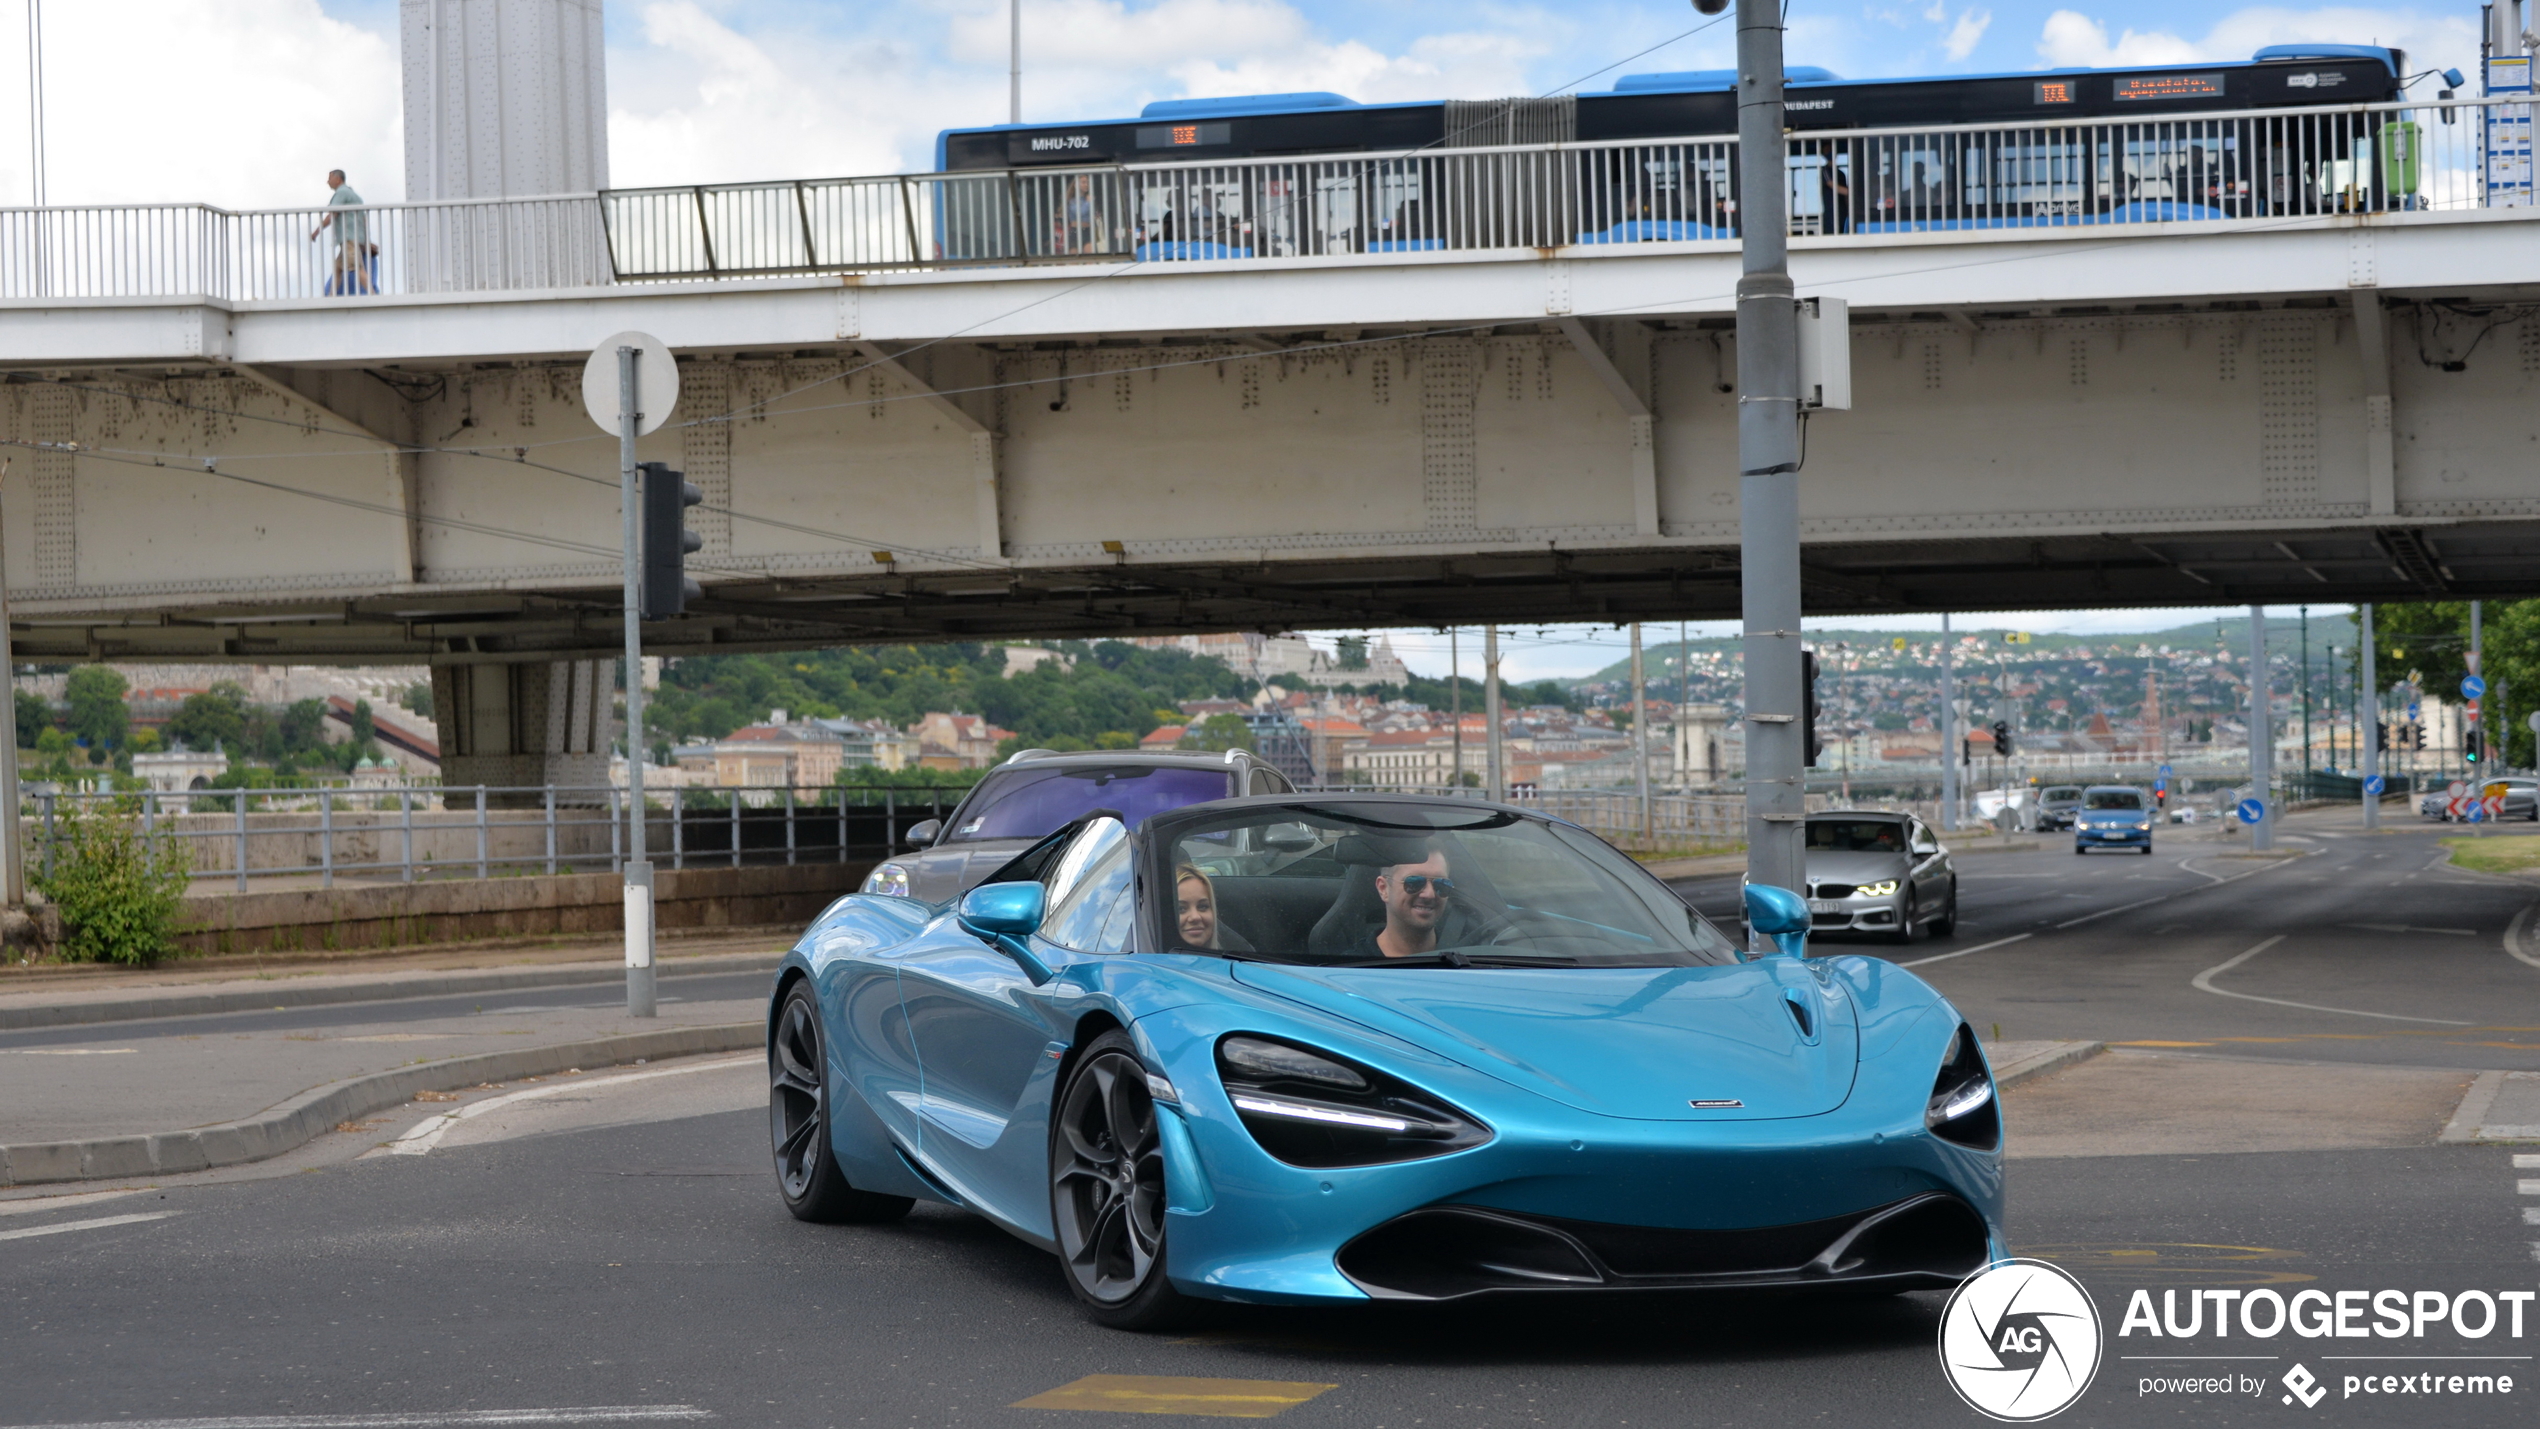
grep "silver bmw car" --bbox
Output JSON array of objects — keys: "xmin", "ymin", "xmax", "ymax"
[{"xmin": 1799, "ymin": 811, "xmax": 1960, "ymax": 944}]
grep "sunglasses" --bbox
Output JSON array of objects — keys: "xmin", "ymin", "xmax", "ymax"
[{"xmin": 1393, "ymin": 875, "xmax": 1455, "ymax": 897}]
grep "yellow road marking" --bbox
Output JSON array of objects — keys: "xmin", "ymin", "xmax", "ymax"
[
  {"xmin": 1015, "ymin": 1375, "xmax": 1337, "ymax": 1418},
  {"xmin": 2110, "ymin": 1040, "xmax": 2213, "ymax": 1047}
]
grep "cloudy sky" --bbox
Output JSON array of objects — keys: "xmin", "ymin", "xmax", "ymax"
[{"xmin": 0, "ymin": 0, "xmax": 2487, "ymax": 207}]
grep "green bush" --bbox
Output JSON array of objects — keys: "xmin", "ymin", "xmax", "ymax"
[{"xmin": 35, "ymin": 800, "xmax": 192, "ymax": 965}]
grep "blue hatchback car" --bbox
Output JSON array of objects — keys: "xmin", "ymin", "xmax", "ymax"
[
  {"xmin": 2073, "ymin": 785, "xmax": 2155, "ymax": 854},
  {"xmin": 767, "ymin": 794, "xmax": 2006, "ymax": 1328}
]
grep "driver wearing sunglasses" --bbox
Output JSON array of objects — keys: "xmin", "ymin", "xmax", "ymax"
[{"xmin": 1367, "ymin": 850, "xmax": 1454, "ymax": 959}]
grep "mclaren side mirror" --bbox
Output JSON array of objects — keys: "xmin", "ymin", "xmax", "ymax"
[
  {"xmin": 1744, "ymin": 883, "xmax": 1811, "ymax": 959},
  {"xmin": 956, "ymin": 882, "xmax": 1055, "ymax": 984},
  {"xmin": 902, "ymin": 818, "xmax": 942, "ymax": 850}
]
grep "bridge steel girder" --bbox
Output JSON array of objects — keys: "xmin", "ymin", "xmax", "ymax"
[{"xmin": 1, "ymin": 210, "xmax": 2537, "ymax": 663}]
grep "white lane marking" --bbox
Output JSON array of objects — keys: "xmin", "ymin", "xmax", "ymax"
[
  {"xmin": 2054, "ymin": 855, "xmax": 2285, "ymax": 928},
  {"xmin": 0, "ymin": 1189, "xmax": 145, "ymax": 1217},
  {"xmin": 2345, "ymin": 923, "xmax": 2478, "ymax": 936},
  {"xmin": 1899, "ymin": 933, "xmax": 2033, "ymax": 969},
  {"xmin": 0, "ymin": 1048, "xmax": 137, "ymax": 1055},
  {"xmin": 385, "ymin": 1055, "xmax": 758, "ymax": 1157},
  {"xmin": 2523, "ymin": 1208, "xmax": 2540, "ymax": 1225},
  {"xmin": 0, "ymin": 1212, "xmax": 173, "ymax": 1242},
  {"xmin": 2, "ymin": 1410, "xmax": 713, "ymax": 1428},
  {"xmin": 2522, "ymin": 1180, "xmax": 2540, "ymax": 1196},
  {"xmin": 2192, "ymin": 935, "xmax": 2473, "ymax": 1025},
  {"xmin": 2517, "ymin": 1154, "xmax": 2540, "ymax": 1168},
  {"xmin": 2508, "ymin": 905, "xmax": 2540, "ymax": 972}
]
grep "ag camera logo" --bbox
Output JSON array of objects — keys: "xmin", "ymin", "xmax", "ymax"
[{"xmin": 1941, "ymin": 1259, "xmax": 2104, "ymax": 1420}]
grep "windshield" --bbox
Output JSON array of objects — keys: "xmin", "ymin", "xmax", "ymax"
[
  {"xmin": 2042, "ymin": 787, "xmax": 2083, "ymax": 803},
  {"xmin": 1147, "ymin": 802, "xmax": 1741, "ymax": 968},
  {"xmin": 1805, "ymin": 819, "xmax": 1909, "ymax": 853},
  {"xmin": 2083, "ymin": 788, "xmax": 2145, "ymax": 811},
  {"xmin": 949, "ymin": 764, "xmax": 1231, "ymax": 842}
]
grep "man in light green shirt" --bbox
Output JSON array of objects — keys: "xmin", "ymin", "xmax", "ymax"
[{"xmin": 309, "ymin": 170, "xmax": 374, "ymax": 294}]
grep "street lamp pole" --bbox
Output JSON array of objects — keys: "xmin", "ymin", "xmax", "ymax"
[
  {"xmin": 1938, "ymin": 614, "xmax": 1956, "ymax": 831},
  {"xmin": 1720, "ymin": 0, "xmax": 1808, "ymax": 898},
  {"xmin": 2360, "ymin": 604, "xmax": 2380, "ymax": 831}
]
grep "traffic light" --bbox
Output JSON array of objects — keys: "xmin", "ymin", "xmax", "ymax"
[
  {"xmin": 1801, "ymin": 650, "xmax": 1822, "ymax": 768},
  {"xmin": 638, "ymin": 461, "xmax": 704, "ymax": 619},
  {"xmin": 1991, "ymin": 720, "xmax": 2013, "ymax": 758},
  {"xmin": 2373, "ymin": 721, "xmax": 2388, "ymax": 751},
  {"xmin": 2466, "ymin": 728, "xmax": 2483, "ymax": 765},
  {"xmin": 2412, "ymin": 723, "xmax": 2427, "ymax": 751}
]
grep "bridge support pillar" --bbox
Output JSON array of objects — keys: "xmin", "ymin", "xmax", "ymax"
[
  {"xmin": 2352, "ymin": 292, "xmax": 2397, "ymax": 516},
  {"xmin": 432, "ymin": 660, "xmax": 613, "ymax": 805}
]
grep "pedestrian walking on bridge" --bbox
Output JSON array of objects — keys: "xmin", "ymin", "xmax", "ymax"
[{"xmin": 309, "ymin": 169, "xmax": 376, "ymax": 295}]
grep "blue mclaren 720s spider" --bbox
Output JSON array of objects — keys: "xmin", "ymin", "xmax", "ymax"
[{"xmin": 765, "ymin": 794, "xmax": 2007, "ymax": 1328}]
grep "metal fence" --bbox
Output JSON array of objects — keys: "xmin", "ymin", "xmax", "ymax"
[
  {"xmin": 3, "ymin": 97, "xmax": 2522, "ymax": 301},
  {"xmin": 27, "ymin": 784, "xmax": 974, "ymax": 891}
]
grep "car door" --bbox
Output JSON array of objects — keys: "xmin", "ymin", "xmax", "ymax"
[
  {"xmin": 807, "ymin": 901, "xmax": 936, "ymax": 1174},
  {"xmin": 896, "ymin": 818, "xmax": 1138, "ymax": 1237},
  {"xmin": 1906, "ymin": 817, "xmax": 1951, "ymax": 915}
]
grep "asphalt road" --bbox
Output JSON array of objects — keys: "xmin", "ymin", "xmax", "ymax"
[
  {"xmin": 1671, "ymin": 813, "xmax": 2540, "ymax": 1072},
  {"xmin": 0, "ymin": 1087, "xmax": 2529, "ymax": 1428},
  {"xmin": 0, "ymin": 812, "xmax": 2532, "ymax": 1428}
]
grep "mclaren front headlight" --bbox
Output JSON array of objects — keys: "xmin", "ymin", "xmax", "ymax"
[
  {"xmin": 1216, "ymin": 1034, "xmax": 1490, "ymax": 1169},
  {"xmin": 1924, "ymin": 1023, "xmax": 1999, "ymax": 1150},
  {"xmin": 1854, "ymin": 880, "xmax": 1900, "ymax": 899},
  {"xmin": 860, "ymin": 862, "xmax": 912, "ymax": 898}
]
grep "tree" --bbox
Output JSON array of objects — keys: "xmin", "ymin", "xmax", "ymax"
[
  {"xmin": 278, "ymin": 699, "xmax": 328, "ymax": 756},
  {"xmin": 167, "ymin": 683, "xmax": 249, "ymax": 752},
  {"xmin": 1185, "ymin": 713, "xmax": 1255, "ymax": 753},
  {"xmin": 351, "ymin": 699, "xmax": 377, "ymax": 748},
  {"xmin": 1335, "ymin": 635, "xmax": 1370, "ymax": 671},
  {"xmin": 400, "ymin": 681, "xmax": 433, "ymax": 718},
  {"xmin": 65, "ymin": 666, "xmax": 129, "ymax": 750},
  {"xmin": 15, "ymin": 689, "xmax": 49, "ymax": 749}
]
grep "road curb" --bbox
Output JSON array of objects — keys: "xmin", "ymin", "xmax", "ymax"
[
  {"xmin": 0, "ymin": 1021, "xmax": 764, "ymax": 1188},
  {"xmin": 1991, "ymin": 1040, "xmax": 2106, "ymax": 1089},
  {"xmin": 2439, "ymin": 1070, "xmax": 2540, "ymax": 1143},
  {"xmin": 0, "ymin": 951, "xmax": 784, "ymax": 1033}
]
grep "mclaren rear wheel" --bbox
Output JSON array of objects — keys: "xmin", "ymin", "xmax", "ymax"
[
  {"xmin": 1050, "ymin": 1030, "xmax": 1199, "ymax": 1331},
  {"xmin": 770, "ymin": 981, "xmax": 914, "ymax": 1225}
]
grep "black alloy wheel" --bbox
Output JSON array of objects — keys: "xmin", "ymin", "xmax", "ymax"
[
  {"xmin": 770, "ymin": 982, "xmax": 914, "ymax": 1224},
  {"xmin": 1050, "ymin": 1030, "xmax": 1197, "ymax": 1330}
]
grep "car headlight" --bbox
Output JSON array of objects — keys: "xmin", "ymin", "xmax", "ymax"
[
  {"xmin": 1853, "ymin": 880, "xmax": 1900, "ymax": 898},
  {"xmin": 1215, "ymin": 1034, "xmax": 1490, "ymax": 1169},
  {"xmin": 1924, "ymin": 1024, "xmax": 1999, "ymax": 1151},
  {"xmin": 860, "ymin": 862, "xmax": 911, "ymax": 898},
  {"xmin": 2134, "ymin": 818, "xmax": 2154, "ymax": 830}
]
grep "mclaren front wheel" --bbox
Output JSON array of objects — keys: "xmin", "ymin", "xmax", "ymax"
[{"xmin": 1050, "ymin": 1030, "xmax": 1200, "ymax": 1331}]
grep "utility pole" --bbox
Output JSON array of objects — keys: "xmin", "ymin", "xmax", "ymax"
[
  {"xmin": 2360, "ymin": 604, "xmax": 2380, "ymax": 831},
  {"xmin": 2471, "ymin": 600, "xmax": 2484, "ymax": 774},
  {"xmin": 1938, "ymin": 614, "xmax": 1956, "ymax": 831},
  {"xmin": 1679, "ymin": 619, "xmax": 1691, "ymax": 792},
  {"xmin": 0, "ymin": 460, "xmax": 22, "ymax": 910},
  {"xmin": 1008, "ymin": 0, "xmax": 1022, "ymax": 123},
  {"xmin": 1449, "ymin": 628, "xmax": 1462, "ymax": 791},
  {"xmin": 1722, "ymin": 0, "xmax": 1806, "ymax": 896},
  {"xmin": 1484, "ymin": 624, "xmax": 1504, "ymax": 801},
  {"xmin": 2299, "ymin": 605, "xmax": 2311, "ymax": 783},
  {"xmin": 2247, "ymin": 606, "xmax": 2272, "ymax": 852},
  {"xmin": 1631, "ymin": 624, "xmax": 1652, "ymax": 844}
]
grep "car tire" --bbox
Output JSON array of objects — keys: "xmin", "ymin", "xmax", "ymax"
[
  {"xmin": 2073, "ymin": 844, "xmax": 2086, "ymax": 856},
  {"xmin": 770, "ymin": 981, "xmax": 916, "ymax": 1225},
  {"xmin": 1050, "ymin": 1030, "xmax": 1201, "ymax": 1332},
  {"xmin": 1889, "ymin": 891, "xmax": 1919, "ymax": 945},
  {"xmin": 1930, "ymin": 884, "xmax": 1958, "ymax": 938}
]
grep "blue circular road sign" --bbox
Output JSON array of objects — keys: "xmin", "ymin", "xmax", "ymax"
[
  {"xmin": 2364, "ymin": 774, "xmax": 2386, "ymax": 795},
  {"xmin": 2237, "ymin": 798, "xmax": 2266, "ymax": 824},
  {"xmin": 2468, "ymin": 802, "xmax": 2488, "ymax": 823},
  {"xmin": 2462, "ymin": 674, "xmax": 2487, "ymax": 700}
]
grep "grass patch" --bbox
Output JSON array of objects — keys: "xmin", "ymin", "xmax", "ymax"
[
  {"xmin": 1627, "ymin": 841, "xmax": 1745, "ymax": 863},
  {"xmin": 2440, "ymin": 834, "xmax": 2540, "ymax": 876}
]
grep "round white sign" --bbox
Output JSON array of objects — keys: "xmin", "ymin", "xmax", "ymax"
[
  {"xmin": 582, "ymin": 330, "xmax": 680, "ymax": 436},
  {"xmin": 1938, "ymin": 1258, "xmax": 2103, "ymax": 1421}
]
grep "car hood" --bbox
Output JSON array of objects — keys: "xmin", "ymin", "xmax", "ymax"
[
  {"xmin": 897, "ymin": 838, "xmax": 1037, "ymax": 902},
  {"xmin": 1228, "ymin": 960, "xmax": 1859, "ymax": 1121},
  {"xmin": 1805, "ymin": 850, "xmax": 1911, "ymax": 885}
]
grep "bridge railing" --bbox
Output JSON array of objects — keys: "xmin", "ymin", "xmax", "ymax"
[{"xmin": 2, "ymin": 96, "xmax": 2524, "ymax": 300}]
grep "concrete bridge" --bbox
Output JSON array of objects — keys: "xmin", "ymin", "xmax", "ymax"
[{"xmin": 3, "ymin": 96, "xmax": 2537, "ymax": 782}]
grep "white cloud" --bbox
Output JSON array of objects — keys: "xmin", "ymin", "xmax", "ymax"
[
  {"xmin": 0, "ymin": 0, "xmax": 399, "ymax": 209},
  {"xmin": 2038, "ymin": 7, "xmax": 2481, "ymax": 80},
  {"xmin": 1942, "ymin": 8, "xmax": 1994, "ymax": 60}
]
